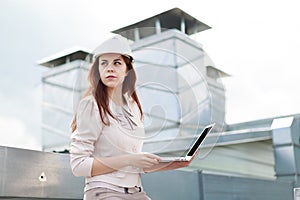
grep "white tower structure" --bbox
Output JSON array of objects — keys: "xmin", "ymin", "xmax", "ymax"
[{"xmin": 37, "ymin": 47, "xmax": 92, "ymax": 151}]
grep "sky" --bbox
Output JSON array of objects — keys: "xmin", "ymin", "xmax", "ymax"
[{"xmin": 0, "ymin": 0, "xmax": 300, "ymax": 150}]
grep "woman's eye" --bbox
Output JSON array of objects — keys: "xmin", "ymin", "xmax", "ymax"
[
  {"xmin": 114, "ymin": 61, "xmax": 121, "ymax": 65},
  {"xmin": 100, "ymin": 61, "xmax": 107, "ymax": 66}
]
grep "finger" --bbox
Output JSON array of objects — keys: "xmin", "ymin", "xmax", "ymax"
[
  {"xmin": 144, "ymin": 153, "xmax": 162, "ymax": 161},
  {"xmin": 174, "ymin": 161, "xmax": 189, "ymax": 168},
  {"xmin": 139, "ymin": 161, "xmax": 155, "ymax": 169},
  {"xmin": 143, "ymin": 157, "xmax": 159, "ymax": 164}
]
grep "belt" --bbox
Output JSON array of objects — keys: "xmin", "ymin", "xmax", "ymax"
[
  {"xmin": 101, "ymin": 184, "xmax": 142, "ymax": 194},
  {"xmin": 86, "ymin": 182, "xmax": 142, "ymax": 194}
]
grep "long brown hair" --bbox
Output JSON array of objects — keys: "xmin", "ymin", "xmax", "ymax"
[{"xmin": 71, "ymin": 55, "xmax": 143, "ymax": 133}]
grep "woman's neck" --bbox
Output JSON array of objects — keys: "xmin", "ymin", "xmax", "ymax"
[{"xmin": 108, "ymin": 86, "xmax": 124, "ymax": 106}]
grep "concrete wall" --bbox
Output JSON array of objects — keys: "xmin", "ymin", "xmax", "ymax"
[{"xmin": 142, "ymin": 170, "xmax": 294, "ymax": 200}]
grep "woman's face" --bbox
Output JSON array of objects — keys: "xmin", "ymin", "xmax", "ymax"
[{"xmin": 98, "ymin": 53, "xmax": 128, "ymax": 92}]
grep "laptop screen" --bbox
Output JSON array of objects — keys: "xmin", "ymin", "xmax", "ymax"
[{"xmin": 187, "ymin": 125, "xmax": 213, "ymax": 156}]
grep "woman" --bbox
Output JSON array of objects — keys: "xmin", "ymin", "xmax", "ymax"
[{"xmin": 70, "ymin": 35, "xmax": 194, "ymax": 200}]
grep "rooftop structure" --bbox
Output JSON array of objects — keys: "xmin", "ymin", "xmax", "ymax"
[
  {"xmin": 113, "ymin": 7, "xmax": 211, "ymax": 41},
  {"xmin": 38, "ymin": 47, "xmax": 92, "ymax": 151},
  {"xmin": 37, "ymin": 46, "xmax": 92, "ymax": 68}
]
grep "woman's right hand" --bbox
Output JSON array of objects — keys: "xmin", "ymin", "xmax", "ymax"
[{"xmin": 127, "ymin": 153, "xmax": 161, "ymax": 168}]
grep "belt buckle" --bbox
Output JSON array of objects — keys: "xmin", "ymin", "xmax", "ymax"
[{"xmin": 124, "ymin": 186, "xmax": 141, "ymax": 194}]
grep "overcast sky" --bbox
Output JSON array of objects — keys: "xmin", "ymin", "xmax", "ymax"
[{"xmin": 1, "ymin": 0, "xmax": 300, "ymax": 150}]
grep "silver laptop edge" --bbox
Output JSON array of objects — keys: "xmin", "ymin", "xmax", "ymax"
[{"xmin": 160, "ymin": 123, "xmax": 215, "ymax": 162}]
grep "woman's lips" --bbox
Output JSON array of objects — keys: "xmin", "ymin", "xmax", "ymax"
[{"xmin": 106, "ymin": 75, "xmax": 117, "ymax": 79}]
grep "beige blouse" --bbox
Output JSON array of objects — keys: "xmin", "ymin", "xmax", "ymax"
[{"xmin": 70, "ymin": 95, "xmax": 145, "ymax": 191}]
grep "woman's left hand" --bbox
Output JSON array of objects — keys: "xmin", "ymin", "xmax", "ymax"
[
  {"xmin": 144, "ymin": 150, "xmax": 199, "ymax": 172},
  {"xmin": 163, "ymin": 149, "xmax": 199, "ymax": 170}
]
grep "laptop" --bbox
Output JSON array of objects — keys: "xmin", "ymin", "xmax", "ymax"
[{"xmin": 160, "ymin": 123, "xmax": 215, "ymax": 162}]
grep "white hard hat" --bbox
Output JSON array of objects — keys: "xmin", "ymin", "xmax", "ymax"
[{"xmin": 93, "ymin": 34, "xmax": 133, "ymax": 61}]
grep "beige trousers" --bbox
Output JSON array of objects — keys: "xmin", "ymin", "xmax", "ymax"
[{"xmin": 84, "ymin": 187, "xmax": 152, "ymax": 200}]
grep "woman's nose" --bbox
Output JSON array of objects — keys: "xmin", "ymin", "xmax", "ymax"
[{"xmin": 106, "ymin": 64, "xmax": 114, "ymax": 72}]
